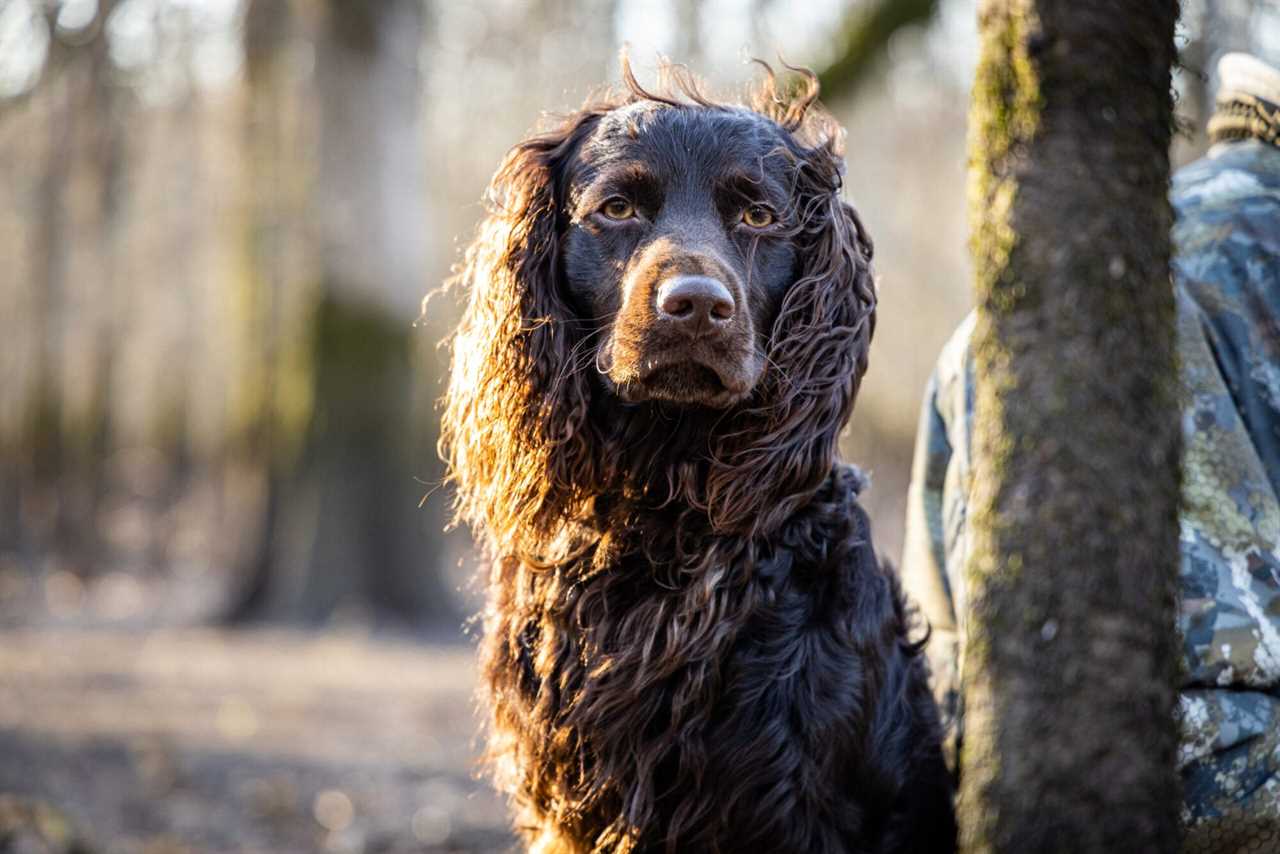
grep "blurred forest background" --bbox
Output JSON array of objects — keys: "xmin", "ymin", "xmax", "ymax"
[{"xmin": 0, "ymin": 0, "xmax": 1276, "ymax": 851}]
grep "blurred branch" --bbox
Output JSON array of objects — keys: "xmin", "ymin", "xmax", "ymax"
[{"xmin": 816, "ymin": 0, "xmax": 939, "ymax": 103}]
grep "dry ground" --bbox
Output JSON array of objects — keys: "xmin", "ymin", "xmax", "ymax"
[{"xmin": 0, "ymin": 628, "xmax": 514, "ymax": 854}]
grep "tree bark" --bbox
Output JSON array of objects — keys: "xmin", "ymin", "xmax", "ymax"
[{"xmin": 960, "ymin": 1, "xmax": 1182, "ymax": 851}]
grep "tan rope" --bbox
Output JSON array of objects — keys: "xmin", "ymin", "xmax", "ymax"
[{"xmin": 1208, "ymin": 92, "xmax": 1280, "ymax": 147}]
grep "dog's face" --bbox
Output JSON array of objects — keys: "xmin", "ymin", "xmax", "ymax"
[
  {"xmin": 444, "ymin": 73, "xmax": 877, "ymax": 547},
  {"xmin": 562, "ymin": 104, "xmax": 800, "ymax": 408}
]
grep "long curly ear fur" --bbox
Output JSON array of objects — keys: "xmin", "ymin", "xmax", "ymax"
[
  {"xmin": 701, "ymin": 69, "xmax": 877, "ymax": 536},
  {"xmin": 441, "ymin": 107, "xmax": 610, "ymax": 562}
]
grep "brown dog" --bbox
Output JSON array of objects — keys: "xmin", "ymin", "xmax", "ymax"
[{"xmin": 441, "ymin": 63, "xmax": 955, "ymax": 854}]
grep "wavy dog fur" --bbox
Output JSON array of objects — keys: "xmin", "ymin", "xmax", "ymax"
[{"xmin": 441, "ymin": 62, "xmax": 954, "ymax": 853}]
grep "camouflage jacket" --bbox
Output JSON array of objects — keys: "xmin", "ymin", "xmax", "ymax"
[{"xmin": 901, "ymin": 139, "xmax": 1280, "ymax": 851}]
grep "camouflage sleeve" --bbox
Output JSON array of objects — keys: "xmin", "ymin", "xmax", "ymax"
[
  {"xmin": 901, "ymin": 314, "xmax": 976, "ymax": 773},
  {"xmin": 901, "ymin": 370, "xmax": 960, "ymax": 765},
  {"xmin": 1168, "ymin": 140, "xmax": 1280, "ymax": 850}
]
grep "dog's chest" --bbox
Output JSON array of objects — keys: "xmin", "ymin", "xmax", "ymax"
[{"xmin": 491, "ymin": 548, "xmax": 875, "ymax": 851}]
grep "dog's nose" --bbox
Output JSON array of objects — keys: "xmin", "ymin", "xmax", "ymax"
[{"xmin": 656, "ymin": 275, "xmax": 735, "ymax": 334}]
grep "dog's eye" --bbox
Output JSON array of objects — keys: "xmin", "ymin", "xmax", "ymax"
[
  {"xmin": 600, "ymin": 198, "xmax": 636, "ymax": 221},
  {"xmin": 741, "ymin": 205, "xmax": 775, "ymax": 229}
]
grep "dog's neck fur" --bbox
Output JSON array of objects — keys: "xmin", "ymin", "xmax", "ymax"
[
  {"xmin": 569, "ymin": 394, "xmax": 851, "ymax": 546},
  {"xmin": 481, "ymin": 456, "xmax": 898, "ymax": 852}
]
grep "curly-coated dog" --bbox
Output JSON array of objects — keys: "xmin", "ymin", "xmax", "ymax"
[{"xmin": 441, "ymin": 62, "xmax": 956, "ymax": 853}]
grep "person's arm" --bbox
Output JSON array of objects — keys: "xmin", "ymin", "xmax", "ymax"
[{"xmin": 901, "ymin": 370, "xmax": 963, "ymax": 772}]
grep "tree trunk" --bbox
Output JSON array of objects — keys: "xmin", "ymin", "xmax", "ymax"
[
  {"xmin": 225, "ymin": 0, "xmax": 306, "ymax": 620},
  {"xmin": 4, "ymin": 3, "xmax": 123, "ymax": 563},
  {"xmin": 230, "ymin": 0, "xmax": 448, "ymax": 625},
  {"xmin": 300, "ymin": 0, "xmax": 442, "ymax": 623},
  {"xmin": 75, "ymin": 0, "xmax": 124, "ymax": 575},
  {"xmin": 960, "ymin": 1, "xmax": 1182, "ymax": 851},
  {"xmin": 30, "ymin": 17, "xmax": 74, "ymax": 488}
]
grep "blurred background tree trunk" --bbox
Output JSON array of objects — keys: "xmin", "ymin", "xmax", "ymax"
[
  {"xmin": 6, "ymin": 2, "xmax": 125, "ymax": 569},
  {"xmin": 959, "ymin": 1, "xmax": 1182, "ymax": 851},
  {"xmin": 31, "ymin": 11, "xmax": 72, "ymax": 493},
  {"xmin": 74, "ymin": 0, "xmax": 124, "ymax": 576},
  {"xmin": 229, "ymin": 0, "xmax": 446, "ymax": 625}
]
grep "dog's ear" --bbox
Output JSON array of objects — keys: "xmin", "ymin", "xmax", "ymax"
[
  {"xmin": 442, "ymin": 111, "xmax": 605, "ymax": 560},
  {"xmin": 706, "ymin": 159, "xmax": 877, "ymax": 538}
]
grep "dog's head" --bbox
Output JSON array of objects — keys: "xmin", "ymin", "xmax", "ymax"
[
  {"xmin": 443, "ymin": 63, "xmax": 876, "ymax": 556},
  {"xmin": 563, "ymin": 97, "xmax": 803, "ymax": 408}
]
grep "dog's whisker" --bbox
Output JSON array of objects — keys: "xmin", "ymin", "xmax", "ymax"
[{"xmin": 547, "ymin": 330, "xmax": 606, "ymax": 397}]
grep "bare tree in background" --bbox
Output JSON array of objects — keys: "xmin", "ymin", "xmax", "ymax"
[
  {"xmin": 4, "ymin": 1, "xmax": 126, "ymax": 568},
  {"xmin": 231, "ymin": 0, "xmax": 446, "ymax": 624},
  {"xmin": 78, "ymin": 0, "xmax": 125, "ymax": 572},
  {"xmin": 30, "ymin": 7, "xmax": 73, "ymax": 492},
  {"xmin": 959, "ymin": 0, "xmax": 1182, "ymax": 850}
]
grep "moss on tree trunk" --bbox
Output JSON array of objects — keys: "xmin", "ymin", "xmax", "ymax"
[{"xmin": 961, "ymin": 1, "xmax": 1182, "ymax": 850}]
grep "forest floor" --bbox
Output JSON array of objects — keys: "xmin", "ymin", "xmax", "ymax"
[{"xmin": 0, "ymin": 628, "xmax": 514, "ymax": 854}]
